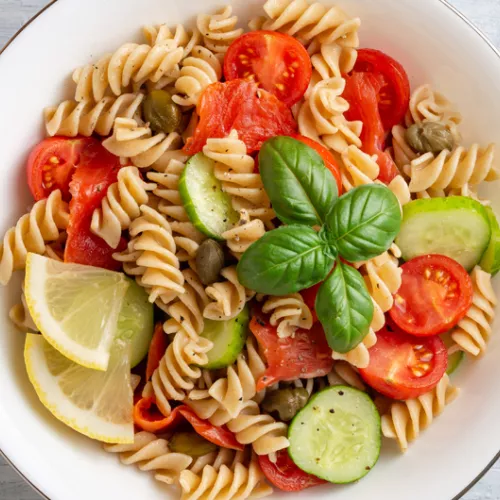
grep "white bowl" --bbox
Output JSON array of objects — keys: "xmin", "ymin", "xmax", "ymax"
[{"xmin": 1, "ymin": 0, "xmax": 499, "ymax": 498}]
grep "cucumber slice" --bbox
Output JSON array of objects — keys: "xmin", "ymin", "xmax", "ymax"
[
  {"xmin": 441, "ymin": 332, "xmax": 465, "ymax": 375},
  {"xmin": 179, "ymin": 152, "xmax": 238, "ymax": 240},
  {"xmin": 288, "ymin": 386, "xmax": 380, "ymax": 484},
  {"xmin": 200, "ymin": 306, "xmax": 249, "ymax": 369},
  {"xmin": 479, "ymin": 207, "xmax": 500, "ymax": 276},
  {"xmin": 116, "ymin": 279, "xmax": 154, "ymax": 368},
  {"xmin": 396, "ymin": 197, "xmax": 491, "ymax": 271}
]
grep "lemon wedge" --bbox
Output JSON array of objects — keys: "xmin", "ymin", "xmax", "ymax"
[
  {"xmin": 25, "ymin": 254, "xmax": 129, "ymax": 371},
  {"xmin": 25, "ymin": 333, "xmax": 134, "ymax": 443}
]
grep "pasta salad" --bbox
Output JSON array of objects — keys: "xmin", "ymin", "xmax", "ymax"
[{"xmin": 6, "ymin": 0, "xmax": 499, "ymax": 497}]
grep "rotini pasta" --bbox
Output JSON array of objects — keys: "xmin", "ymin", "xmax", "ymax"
[
  {"xmin": 226, "ymin": 400, "xmax": 290, "ymax": 455},
  {"xmin": 222, "ymin": 209, "xmax": 266, "ymax": 260},
  {"xmin": 103, "ymin": 117, "xmax": 182, "ymax": 168},
  {"xmin": 389, "ymin": 124, "xmax": 419, "ymax": 170},
  {"xmin": 310, "ymin": 41, "xmax": 357, "ymax": 83},
  {"xmin": 9, "ymin": 291, "xmax": 37, "ymax": 332},
  {"xmin": 172, "ymin": 46, "xmax": 222, "ymax": 107},
  {"xmin": 0, "ymin": 189, "xmax": 69, "ymax": 285},
  {"xmin": 381, "ymin": 374, "xmax": 459, "ymax": 452},
  {"xmin": 127, "ymin": 205, "xmax": 185, "ymax": 306},
  {"xmin": 197, "ymin": 6, "xmax": 244, "ymax": 55},
  {"xmin": 261, "ymin": 293, "xmax": 313, "ymax": 339},
  {"xmin": 73, "ymin": 40, "xmax": 184, "ymax": 102},
  {"xmin": 91, "ymin": 166, "xmax": 157, "ymax": 249},
  {"xmin": 179, "ymin": 454, "xmax": 273, "ymax": 500},
  {"xmin": 103, "ymin": 431, "xmax": 193, "ymax": 484},
  {"xmin": 203, "ymin": 131, "xmax": 275, "ymax": 226},
  {"xmin": 189, "ymin": 448, "xmax": 247, "ymax": 475},
  {"xmin": 405, "ymin": 144, "xmax": 498, "ymax": 196},
  {"xmin": 204, "ymin": 266, "xmax": 250, "ymax": 321},
  {"xmin": 143, "ymin": 23, "xmax": 201, "ymax": 59},
  {"xmin": 331, "ymin": 329, "xmax": 377, "ymax": 369},
  {"xmin": 44, "ymin": 93, "xmax": 144, "ymax": 138},
  {"xmin": 451, "ymin": 266, "xmax": 497, "ymax": 356}
]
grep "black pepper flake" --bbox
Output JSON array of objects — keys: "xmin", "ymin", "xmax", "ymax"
[
  {"xmin": 257, "ymin": 318, "xmax": 266, "ymax": 326},
  {"xmin": 329, "ymin": 409, "xmax": 335, "ymax": 414},
  {"xmin": 365, "ymin": 466, "xmax": 371, "ymax": 471},
  {"xmin": 338, "ymin": 390, "xmax": 344, "ymax": 396},
  {"xmin": 239, "ymin": 397, "xmax": 243, "ymax": 401}
]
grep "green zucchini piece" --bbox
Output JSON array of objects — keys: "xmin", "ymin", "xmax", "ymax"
[
  {"xmin": 116, "ymin": 279, "xmax": 154, "ymax": 368},
  {"xmin": 200, "ymin": 306, "xmax": 249, "ymax": 369},
  {"xmin": 396, "ymin": 197, "xmax": 491, "ymax": 271},
  {"xmin": 179, "ymin": 152, "xmax": 238, "ymax": 240},
  {"xmin": 288, "ymin": 386, "xmax": 381, "ymax": 484},
  {"xmin": 479, "ymin": 206, "xmax": 500, "ymax": 275}
]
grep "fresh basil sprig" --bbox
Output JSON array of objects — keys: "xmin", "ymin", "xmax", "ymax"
[
  {"xmin": 316, "ymin": 260, "xmax": 374, "ymax": 353},
  {"xmin": 259, "ymin": 137, "xmax": 338, "ymax": 226},
  {"xmin": 237, "ymin": 136, "xmax": 402, "ymax": 353}
]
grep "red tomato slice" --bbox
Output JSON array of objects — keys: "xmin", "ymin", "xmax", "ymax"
[
  {"xmin": 258, "ymin": 450, "xmax": 326, "ymax": 492},
  {"xmin": 250, "ymin": 311, "xmax": 333, "ymax": 391},
  {"xmin": 134, "ymin": 400, "xmax": 244, "ymax": 450},
  {"xmin": 183, "ymin": 78, "xmax": 297, "ymax": 155},
  {"xmin": 389, "ymin": 254, "xmax": 473, "ymax": 336},
  {"xmin": 27, "ymin": 137, "xmax": 95, "ymax": 201},
  {"xmin": 64, "ymin": 140, "xmax": 124, "ymax": 270},
  {"xmin": 224, "ymin": 31, "xmax": 312, "ymax": 107},
  {"xmin": 343, "ymin": 72, "xmax": 399, "ymax": 184},
  {"xmin": 359, "ymin": 327, "xmax": 448, "ymax": 400},
  {"xmin": 146, "ymin": 323, "xmax": 168, "ymax": 381},
  {"xmin": 354, "ymin": 49, "xmax": 410, "ymax": 130},
  {"xmin": 292, "ymin": 135, "xmax": 342, "ymax": 195}
]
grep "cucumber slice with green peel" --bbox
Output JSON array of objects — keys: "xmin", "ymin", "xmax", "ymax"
[
  {"xmin": 441, "ymin": 332, "xmax": 465, "ymax": 375},
  {"xmin": 288, "ymin": 386, "xmax": 381, "ymax": 484},
  {"xmin": 479, "ymin": 207, "xmax": 500, "ymax": 276},
  {"xmin": 396, "ymin": 197, "xmax": 491, "ymax": 271},
  {"xmin": 179, "ymin": 152, "xmax": 239, "ymax": 240},
  {"xmin": 116, "ymin": 279, "xmax": 154, "ymax": 368},
  {"xmin": 200, "ymin": 306, "xmax": 249, "ymax": 369}
]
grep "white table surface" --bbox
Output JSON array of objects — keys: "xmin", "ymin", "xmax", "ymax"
[{"xmin": 1, "ymin": 0, "xmax": 500, "ymax": 498}]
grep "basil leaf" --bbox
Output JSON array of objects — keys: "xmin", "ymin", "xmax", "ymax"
[
  {"xmin": 237, "ymin": 225, "xmax": 336, "ymax": 295},
  {"xmin": 327, "ymin": 184, "xmax": 401, "ymax": 262},
  {"xmin": 316, "ymin": 261, "xmax": 374, "ymax": 353},
  {"xmin": 259, "ymin": 137, "xmax": 338, "ymax": 226}
]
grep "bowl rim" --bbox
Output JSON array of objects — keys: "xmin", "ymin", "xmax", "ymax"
[{"xmin": 0, "ymin": 1, "xmax": 499, "ymax": 499}]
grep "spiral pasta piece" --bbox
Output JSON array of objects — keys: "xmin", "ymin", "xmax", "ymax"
[
  {"xmin": 405, "ymin": 144, "xmax": 498, "ymax": 195},
  {"xmin": 255, "ymin": 0, "xmax": 360, "ymax": 50},
  {"xmin": 222, "ymin": 209, "xmax": 266, "ymax": 260},
  {"xmin": 103, "ymin": 431, "xmax": 193, "ymax": 484},
  {"xmin": 0, "ymin": 190, "xmax": 69, "ymax": 285},
  {"xmin": 103, "ymin": 117, "xmax": 182, "ymax": 168},
  {"xmin": 197, "ymin": 6, "xmax": 244, "ymax": 54},
  {"xmin": 172, "ymin": 46, "xmax": 222, "ymax": 107},
  {"xmin": 451, "ymin": 266, "xmax": 497, "ymax": 357},
  {"xmin": 73, "ymin": 40, "xmax": 184, "ymax": 102},
  {"xmin": 204, "ymin": 266, "xmax": 250, "ymax": 321},
  {"xmin": 261, "ymin": 293, "xmax": 313, "ymax": 339},
  {"xmin": 91, "ymin": 166, "xmax": 156, "ymax": 249},
  {"xmin": 331, "ymin": 329, "xmax": 377, "ymax": 369},
  {"xmin": 44, "ymin": 93, "xmax": 144, "ymax": 137},
  {"xmin": 309, "ymin": 42, "xmax": 357, "ymax": 83},
  {"xmin": 389, "ymin": 124, "xmax": 418, "ymax": 170},
  {"xmin": 143, "ymin": 24, "xmax": 201, "ymax": 58},
  {"xmin": 381, "ymin": 374, "xmax": 459, "ymax": 452},
  {"xmin": 9, "ymin": 291, "xmax": 37, "ymax": 332},
  {"xmin": 189, "ymin": 448, "xmax": 248, "ymax": 475},
  {"xmin": 149, "ymin": 331, "xmax": 213, "ymax": 416},
  {"xmin": 127, "ymin": 205, "xmax": 185, "ymax": 307},
  {"xmin": 298, "ymin": 77, "xmax": 363, "ymax": 154},
  {"xmin": 203, "ymin": 130, "xmax": 275, "ymax": 225},
  {"xmin": 226, "ymin": 400, "xmax": 290, "ymax": 455},
  {"xmin": 179, "ymin": 454, "xmax": 273, "ymax": 500}
]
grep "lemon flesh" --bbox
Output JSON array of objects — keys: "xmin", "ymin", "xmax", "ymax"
[
  {"xmin": 25, "ymin": 254, "xmax": 129, "ymax": 371},
  {"xmin": 25, "ymin": 333, "xmax": 134, "ymax": 443}
]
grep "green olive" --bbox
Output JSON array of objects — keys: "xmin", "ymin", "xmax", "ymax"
[
  {"xmin": 405, "ymin": 122, "xmax": 455, "ymax": 154},
  {"xmin": 262, "ymin": 388, "xmax": 310, "ymax": 422},
  {"xmin": 196, "ymin": 239, "xmax": 225, "ymax": 285},
  {"xmin": 143, "ymin": 90, "xmax": 182, "ymax": 134},
  {"xmin": 169, "ymin": 432, "xmax": 217, "ymax": 457}
]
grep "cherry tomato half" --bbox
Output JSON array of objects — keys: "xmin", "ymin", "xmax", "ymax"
[
  {"xmin": 389, "ymin": 254, "xmax": 473, "ymax": 336},
  {"xmin": 224, "ymin": 31, "xmax": 312, "ymax": 107},
  {"xmin": 359, "ymin": 327, "xmax": 448, "ymax": 400},
  {"xmin": 354, "ymin": 49, "xmax": 410, "ymax": 130},
  {"xmin": 27, "ymin": 137, "xmax": 94, "ymax": 201}
]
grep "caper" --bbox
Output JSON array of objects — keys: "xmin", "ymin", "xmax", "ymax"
[
  {"xmin": 196, "ymin": 239, "xmax": 225, "ymax": 285},
  {"xmin": 405, "ymin": 122, "xmax": 455, "ymax": 154},
  {"xmin": 168, "ymin": 432, "xmax": 217, "ymax": 457},
  {"xmin": 262, "ymin": 388, "xmax": 310, "ymax": 422},
  {"xmin": 143, "ymin": 90, "xmax": 182, "ymax": 134}
]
